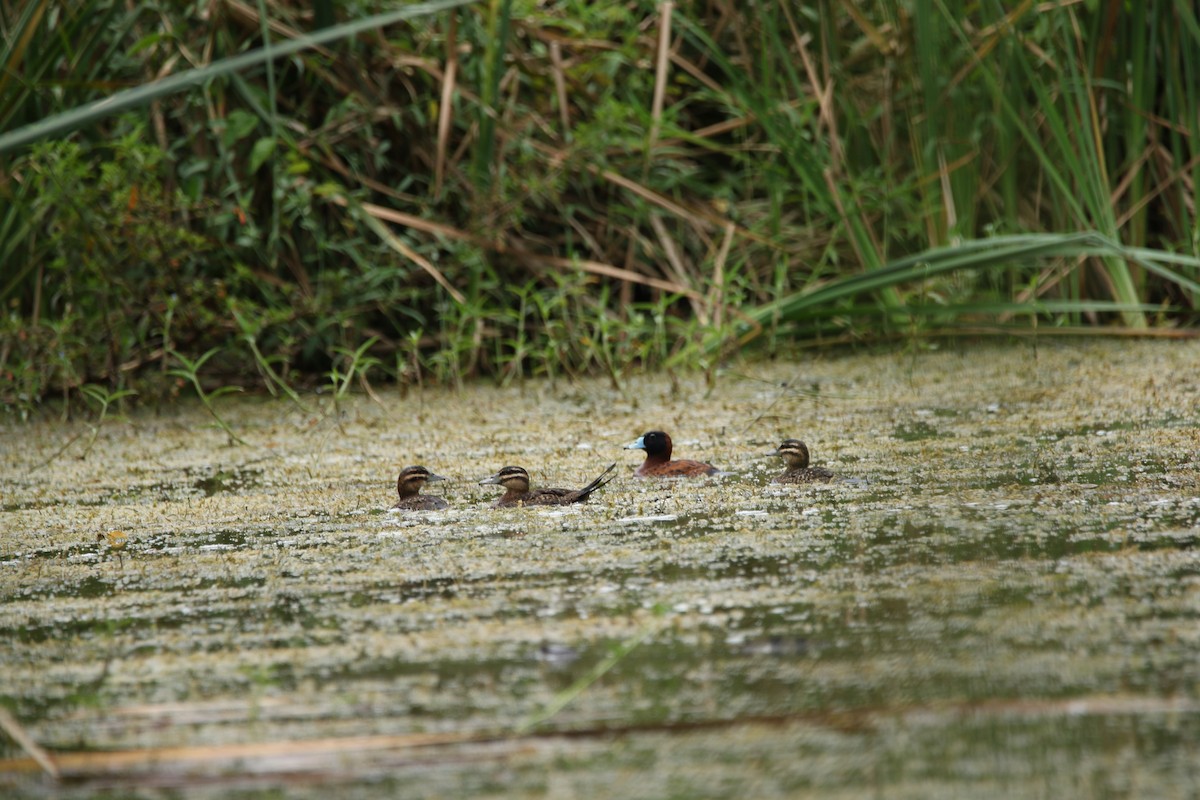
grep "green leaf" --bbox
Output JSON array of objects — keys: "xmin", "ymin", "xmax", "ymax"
[
  {"xmin": 220, "ymin": 109, "xmax": 259, "ymax": 146},
  {"xmin": 249, "ymin": 137, "xmax": 276, "ymax": 174}
]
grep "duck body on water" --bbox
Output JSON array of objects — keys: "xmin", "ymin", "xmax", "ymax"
[
  {"xmin": 771, "ymin": 439, "xmax": 835, "ymax": 484},
  {"xmin": 392, "ymin": 465, "xmax": 449, "ymax": 511},
  {"xmin": 479, "ymin": 463, "xmax": 618, "ymax": 508},
  {"xmin": 623, "ymin": 430, "xmax": 722, "ymax": 478},
  {"xmin": 391, "ymin": 433, "xmax": 839, "ymax": 510}
]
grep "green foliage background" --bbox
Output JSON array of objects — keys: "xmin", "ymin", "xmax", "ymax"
[{"xmin": 2, "ymin": 0, "xmax": 1198, "ymax": 412}]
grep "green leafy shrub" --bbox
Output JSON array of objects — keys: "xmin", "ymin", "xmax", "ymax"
[{"xmin": 1, "ymin": 1, "xmax": 1198, "ymax": 416}]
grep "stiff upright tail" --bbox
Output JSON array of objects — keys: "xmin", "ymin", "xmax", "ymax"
[{"xmin": 573, "ymin": 462, "xmax": 618, "ymax": 503}]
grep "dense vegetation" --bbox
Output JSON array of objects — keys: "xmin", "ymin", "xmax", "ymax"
[{"xmin": 2, "ymin": 0, "xmax": 1198, "ymax": 414}]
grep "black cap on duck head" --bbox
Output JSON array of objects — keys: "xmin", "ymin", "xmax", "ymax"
[{"xmin": 624, "ymin": 430, "xmax": 672, "ymax": 457}]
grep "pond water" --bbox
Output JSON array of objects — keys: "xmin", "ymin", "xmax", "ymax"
[{"xmin": 1, "ymin": 340, "xmax": 1198, "ymax": 798}]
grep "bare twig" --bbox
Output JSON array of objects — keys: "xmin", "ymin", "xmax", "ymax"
[
  {"xmin": 648, "ymin": 1, "xmax": 674, "ymax": 147},
  {"xmin": 328, "ymin": 196, "xmax": 704, "ymax": 300},
  {"xmin": 709, "ymin": 222, "xmax": 736, "ymax": 329},
  {"xmin": 518, "ymin": 252, "xmax": 704, "ymax": 300},
  {"xmin": 0, "ymin": 708, "xmax": 59, "ymax": 780},
  {"xmin": 549, "ymin": 40, "xmax": 570, "ymax": 133},
  {"xmin": 435, "ymin": 12, "xmax": 458, "ymax": 196},
  {"xmin": 356, "ymin": 207, "xmax": 466, "ymax": 304}
]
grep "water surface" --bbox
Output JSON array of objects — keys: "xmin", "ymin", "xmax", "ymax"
[{"xmin": 1, "ymin": 340, "xmax": 1198, "ymax": 797}]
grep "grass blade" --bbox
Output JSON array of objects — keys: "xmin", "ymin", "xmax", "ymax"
[{"xmin": 0, "ymin": 0, "xmax": 476, "ymax": 155}]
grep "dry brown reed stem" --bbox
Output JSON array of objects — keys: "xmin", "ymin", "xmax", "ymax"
[
  {"xmin": 0, "ymin": 731, "xmax": 484, "ymax": 779},
  {"xmin": 329, "ymin": 92, "xmax": 771, "ymax": 258},
  {"xmin": 709, "ymin": 222, "xmax": 735, "ymax": 330},
  {"xmin": 384, "ymin": 236, "xmax": 464, "ymax": 303},
  {"xmin": 823, "ymin": 168, "xmax": 881, "ymax": 271},
  {"xmin": 435, "ymin": 12, "xmax": 459, "ymax": 196},
  {"xmin": 600, "ymin": 168, "xmax": 716, "ymax": 233},
  {"xmin": 566, "ymin": 152, "xmax": 774, "ymax": 247},
  {"xmin": 691, "ymin": 114, "xmax": 756, "ymax": 139},
  {"xmin": 649, "ymin": 214, "xmax": 704, "ymax": 320},
  {"xmin": 3, "ymin": 694, "xmax": 1194, "ymax": 784},
  {"xmin": 973, "ymin": 1, "xmax": 1040, "ymax": 62},
  {"xmin": 1116, "ymin": 150, "xmax": 1200, "ymax": 228},
  {"xmin": 143, "ymin": 7, "xmax": 179, "ymax": 155},
  {"xmin": 329, "ymin": 196, "xmax": 486, "ymax": 246},
  {"xmin": 951, "ymin": 1, "xmax": 1040, "ymax": 90},
  {"xmin": 0, "ymin": 2, "xmax": 45, "ymax": 101},
  {"xmin": 837, "ymin": 0, "xmax": 892, "ymax": 55},
  {"xmin": 649, "ymin": 0, "xmax": 674, "ymax": 148},
  {"xmin": 668, "ymin": 50, "xmax": 723, "ymax": 94},
  {"xmin": 222, "ymin": 0, "xmax": 337, "ymax": 59},
  {"xmin": 549, "ymin": 40, "xmax": 570, "ymax": 133},
  {"xmin": 328, "ymin": 196, "xmax": 702, "ymax": 300},
  {"xmin": 0, "ymin": 708, "xmax": 59, "ymax": 780},
  {"xmin": 781, "ymin": 4, "xmax": 844, "ymax": 169},
  {"xmin": 353, "ymin": 203, "xmax": 466, "ymax": 304},
  {"xmin": 519, "ymin": 253, "xmax": 704, "ymax": 300},
  {"xmin": 939, "ymin": 148, "xmax": 959, "ymax": 236},
  {"xmin": 1003, "ymin": 257, "xmax": 1079, "ymax": 321}
]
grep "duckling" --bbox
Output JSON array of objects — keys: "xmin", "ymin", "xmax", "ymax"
[
  {"xmin": 771, "ymin": 439, "xmax": 835, "ymax": 484},
  {"xmin": 479, "ymin": 463, "xmax": 617, "ymax": 508},
  {"xmin": 624, "ymin": 430, "xmax": 721, "ymax": 477},
  {"xmin": 392, "ymin": 465, "xmax": 449, "ymax": 510}
]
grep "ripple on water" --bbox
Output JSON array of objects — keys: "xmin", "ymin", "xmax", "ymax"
[{"xmin": 2, "ymin": 341, "xmax": 1199, "ymax": 795}]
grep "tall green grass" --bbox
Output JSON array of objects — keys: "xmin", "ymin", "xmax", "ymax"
[{"xmin": 1, "ymin": 1, "xmax": 1197, "ymax": 413}]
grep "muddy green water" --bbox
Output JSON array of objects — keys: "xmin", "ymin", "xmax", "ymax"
[{"xmin": 2, "ymin": 340, "xmax": 1199, "ymax": 798}]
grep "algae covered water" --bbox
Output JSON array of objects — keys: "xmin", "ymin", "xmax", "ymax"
[{"xmin": 2, "ymin": 340, "xmax": 1198, "ymax": 797}]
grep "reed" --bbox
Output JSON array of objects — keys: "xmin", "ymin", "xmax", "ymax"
[{"xmin": 1, "ymin": 1, "xmax": 1197, "ymax": 412}]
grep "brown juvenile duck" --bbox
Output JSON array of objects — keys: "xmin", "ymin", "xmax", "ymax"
[
  {"xmin": 624, "ymin": 430, "xmax": 721, "ymax": 478},
  {"xmin": 479, "ymin": 463, "xmax": 617, "ymax": 508},
  {"xmin": 392, "ymin": 465, "xmax": 449, "ymax": 510},
  {"xmin": 771, "ymin": 439, "xmax": 835, "ymax": 484}
]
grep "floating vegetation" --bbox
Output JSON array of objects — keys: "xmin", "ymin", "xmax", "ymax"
[{"xmin": 1, "ymin": 341, "xmax": 1198, "ymax": 796}]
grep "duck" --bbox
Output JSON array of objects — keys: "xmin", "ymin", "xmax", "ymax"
[
  {"xmin": 392, "ymin": 465, "xmax": 449, "ymax": 510},
  {"xmin": 479, "ymin": 463, "xmax": 617, "ymax": 508},
  {"xmin": 624, "ymin": 430, "xmax": 721, "ymax": 478},
  {"xmin": 771, "ymin": 439, "xmax": 835, "ymax": 484}
]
